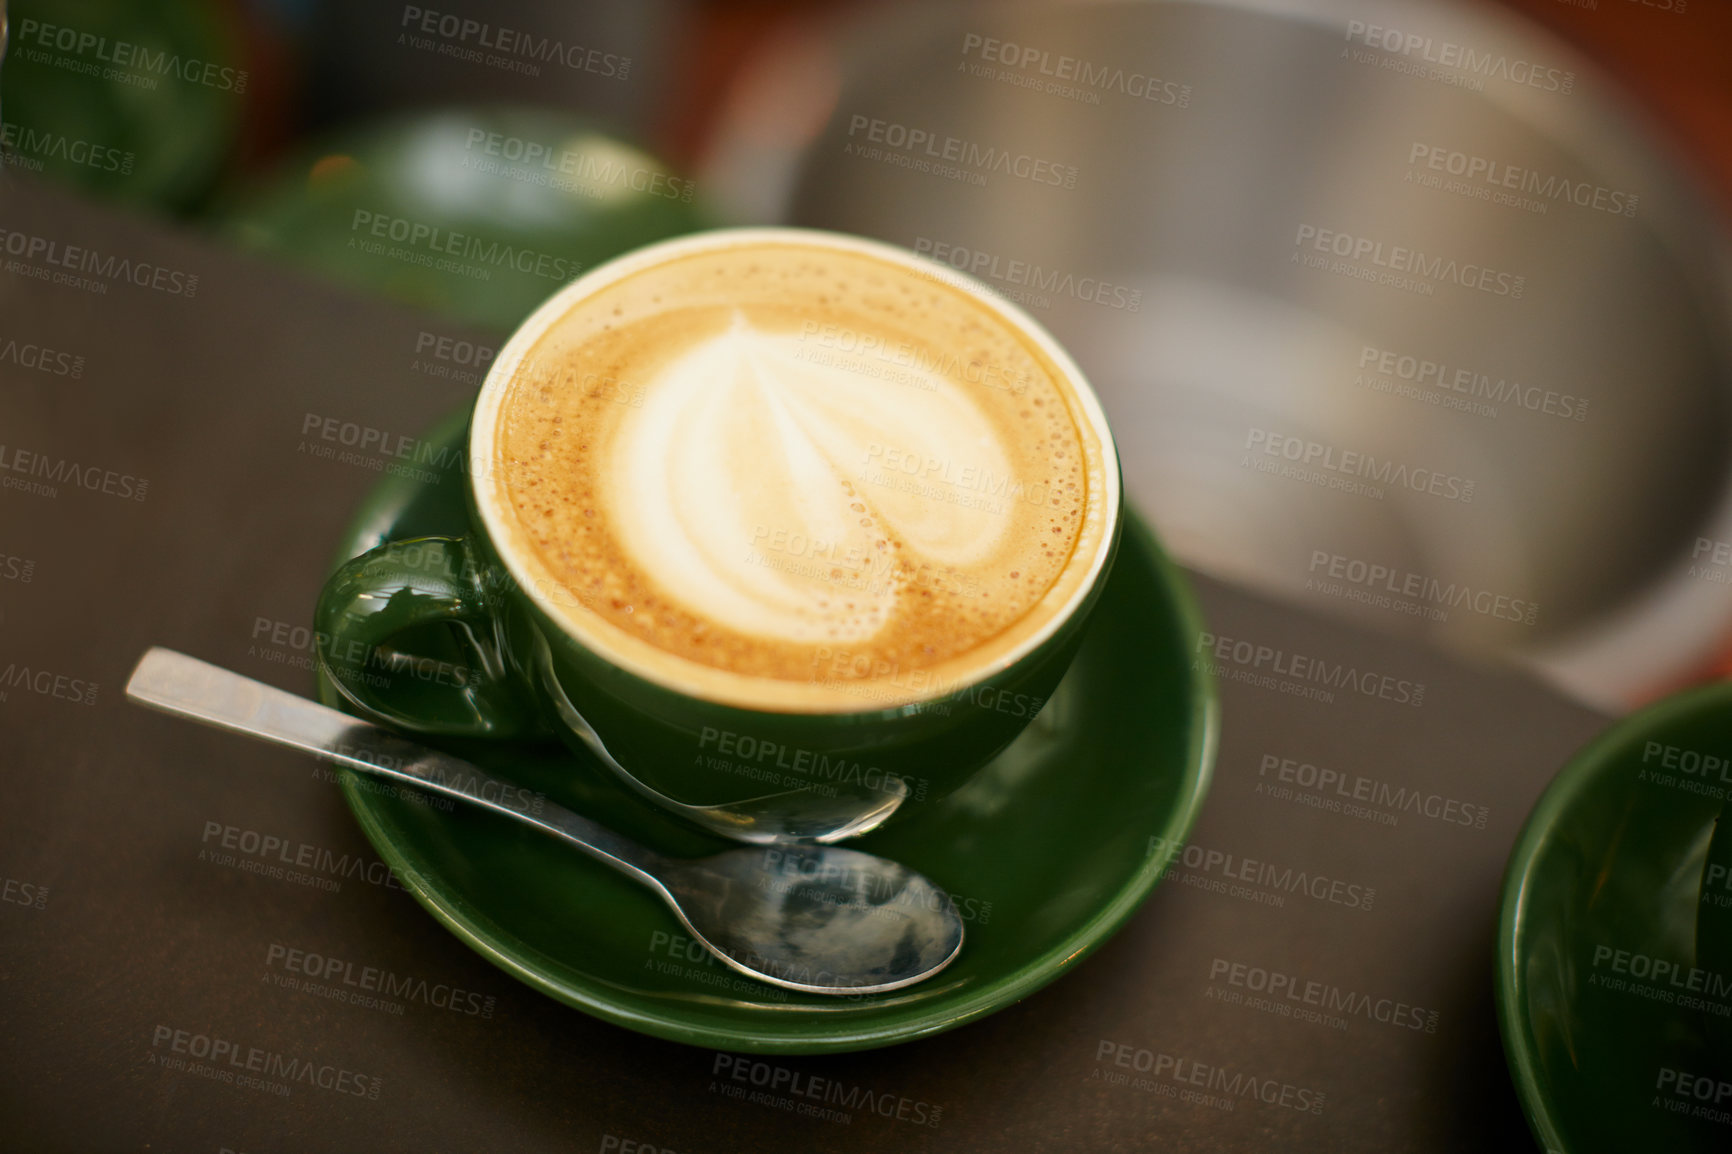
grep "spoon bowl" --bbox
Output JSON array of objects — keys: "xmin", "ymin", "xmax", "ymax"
[{"xmin": 660, "ymin": 845, "xmax": 965, "ymax": 995}]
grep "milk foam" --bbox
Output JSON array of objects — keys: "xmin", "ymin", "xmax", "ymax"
[
  {"xmin": 611, "ymin": 313, "xmax": 1012, "ymax": 644},
  {"xmin": 478, "ymin": 234, "xmax": 1116, "ymax": 711}
]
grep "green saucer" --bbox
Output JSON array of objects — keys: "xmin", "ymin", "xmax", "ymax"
[
  {"xmin": 316, "ymin": 410, "xmax": 1216, "ymax": 1053},
  {"xmin": 1499, "ymin": 681, "xmax": 1732, "ymax": 1152}
]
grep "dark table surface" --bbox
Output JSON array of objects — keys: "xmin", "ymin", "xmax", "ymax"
[{"xmin": 0, "ymin": 175, "xmax": 1609, "ymax": 1153}]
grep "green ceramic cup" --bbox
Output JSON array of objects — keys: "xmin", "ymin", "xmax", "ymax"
[{"xmin": 314, "ymin": 228, "xmax": 1124, "ymax": 844}]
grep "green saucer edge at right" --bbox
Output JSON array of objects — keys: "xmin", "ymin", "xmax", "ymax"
[{"xmin": 1497, "ymin": 679, "xmax": 1732, "ymax": 1154}]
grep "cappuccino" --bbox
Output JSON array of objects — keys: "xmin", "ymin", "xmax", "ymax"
[{"xmin": 474, "ymin": 232, "xmax": 1116, "ymax": 711}]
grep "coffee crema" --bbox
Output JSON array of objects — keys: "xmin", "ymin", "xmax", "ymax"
[{"xmin": 477, "ymin": 234, "xmax": 1113, "ymax": 711}]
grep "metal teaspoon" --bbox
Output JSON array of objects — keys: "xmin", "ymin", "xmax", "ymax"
[{"xmin": 124, "ymin": 647, "xmax": 965, "ymax": 996}]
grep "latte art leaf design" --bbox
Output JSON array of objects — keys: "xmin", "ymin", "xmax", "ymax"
[{"xmin": 609, "ymin": 314, "xmax": 1013, "ymax": 644}]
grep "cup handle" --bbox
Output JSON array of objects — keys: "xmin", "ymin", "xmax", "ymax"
[{"xmin": 314, "ymin": 536, "xmax": 542, "ymax": 739}]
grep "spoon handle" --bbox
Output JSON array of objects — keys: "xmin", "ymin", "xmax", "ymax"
[{"xmin": 124, "ymin": 647, "xmax": 670, "ymax": 889}]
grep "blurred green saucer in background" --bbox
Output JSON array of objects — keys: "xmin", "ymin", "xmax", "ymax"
[
  {"xmin": 1, "ymin": 0, "xmax": 246, "ymax": 211},
  {"xmin": 219, "ymin": 106, "xmax": 707, "ymax": 330}
]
